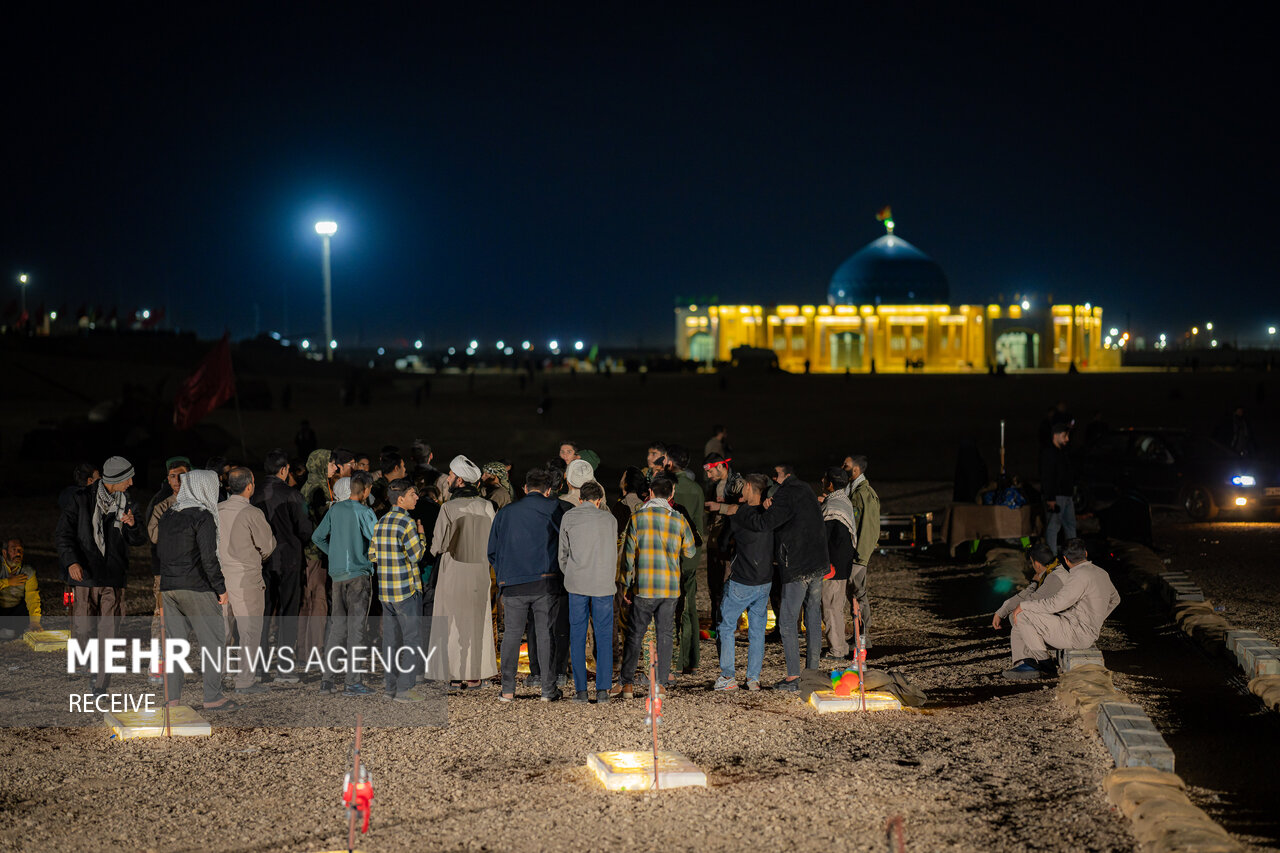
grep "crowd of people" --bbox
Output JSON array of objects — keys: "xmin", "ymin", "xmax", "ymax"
[{"xmin": 47, "ymin": 432, "xmax": 887, "ymax": 708}]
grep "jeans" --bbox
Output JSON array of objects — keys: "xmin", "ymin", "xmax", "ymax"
[
  {"xmin": 620, "ymin": 596, "xmax": 676, "ymax": 687},
  {"xmin": 568, "ymin": 593, "xmax": 614, "ymax": 693},
  {"xmin": 780, "ymin": 574, "xmax": 823, "ymax": 677},
  {"xmin": 162, "ymin": 589, "xmax": 225, "ymax": 705},
  {"xmin": 1045, "ymin": 496, "xmax": 1077, "ymax": 555},
  {"xmin": 325, "ymin": 575, "xmax": 372, "ymax": 686},
  {"xmin": 717, "ymin": 580, "xmax": 770, "ymax": 681},
  {"xmin": 381, "ymin": 593, "xmax": 423, "ymax": 696},
  {"xmin": 500, "ymin": 592, "xmax": 554, "ymax": 696}
]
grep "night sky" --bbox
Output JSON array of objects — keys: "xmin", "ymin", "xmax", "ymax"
[{"xmin": 4, "ymin": 5, "xmax": 1275, "ymax": 348}]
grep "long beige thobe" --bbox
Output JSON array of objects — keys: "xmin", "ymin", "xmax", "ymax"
[{"xmin": 425, "ymin": 495, "xmax": 498, "ymax": 681}]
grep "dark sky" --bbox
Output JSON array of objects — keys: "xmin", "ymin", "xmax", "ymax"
[{"xmin": 4, "ymin": 4, "xmax": 1275, "ymax": 348}]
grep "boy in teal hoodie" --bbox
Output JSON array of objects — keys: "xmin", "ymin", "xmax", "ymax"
[{"xmin": 312, "ymin": 472, "xmax": 377, "ymax": 695}]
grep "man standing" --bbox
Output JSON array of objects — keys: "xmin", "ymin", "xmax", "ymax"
[
  {"xmin": 713, "ymin": 464, "xmax": 826, "ymax": 691},
  {"xmin": 146, "ymin": 457, "xmax": 191, "ymax": 682},
  {"xmin": 1005, "ymin": 539, "xmax": 1119, "ymax": 680},
  {"xmin": 702, "ymin": 452, "xmax": 733, "ymax": 638},
  {"xmin": 0, "ymin": 537, "xmax": 41, "ymax": 638},
  {"xmin": 298, "ymin": 448, "xmax": 335, "ymax": 674},
  {"xmin": 559, "ymin": 481, "xmax": 618, "ymax": 703},
  {"xmin": 425, "ymin": 456, "xmax": 498, "ymax": 687},
  {"xmin": 846, "ymin": 455, "xmax": 880, "ymax": 649},
  {"xmin": 665, "ymin": 445, "xmax": 706, "ymax": 675},
  {"xmin": 217, "ymin": 467, "xmax": 276, "ymax": 695},
  {"xmin": 489, "ymin": 468, "xmax": 565, "ymax": 702},
  {"xmin": 713, "ymin": 474, "xmax": 774, "ymax": 691},
  {"xmin": 368, "ymin": 478, "xmax": 429, "ymax": 702},
  {"xmin": 55, "ymin": 455, "xmax": 144, "ymax": 695},
  {"xmin": 614, "ymin": 477, "xmax": 696, "ymax": 698},
  {"xmin": 157, "ymin": 470, "xmax": 236, "ymax": 711},
  {"xmin": 704, "ymin": 424, "xmax": 729, "ymax": 460},
  {"xmin": 820, "ymin": 468, "xmax": 856, "ymax": 661},
  {"xmin": 644, "ymin": 441, "xmax": 666, "ymax": 479},
  {"xmin": 313, "ymin": 471, "xmax": 377, "ymax": 696},
  {"xmin": 1040, "ymin": 423, "xmax": 1076, "ymax": 555},
  {"xmin": 254, "ymin": 448, "xmax": 314, "ymax": 681}
]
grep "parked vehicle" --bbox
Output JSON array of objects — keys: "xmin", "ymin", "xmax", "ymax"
[{"xmin": 1076, "ymin": 428, "xmax": 1280, "ymax": 521}]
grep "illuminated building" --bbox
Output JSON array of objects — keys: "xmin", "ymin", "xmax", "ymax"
[{"xmin": 675, "ymin": 213, "xmax": 1118, "ymax": 373}]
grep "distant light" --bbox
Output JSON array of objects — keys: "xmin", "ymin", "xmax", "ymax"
[
  {"xmin": 1104, "ymin": 335, "xmax": 1113, "ymax": 346},
  {"xmin": 377, "ymin": 347, "xmax": 385, "ymax": 356},
  {"xmin": 1109, "ymin": 327, "xmax": 1119, "ymax": 337},
  {"xmin": 496, "ymin": 340, "xmax": 504, "ymax": 349},
  {"xmin": 574, "ymin": 340, "xmax": 584, "ymax": 351},
  {"xmin": 301, "ymin": 339, "xmax": 311, "ymax": 350},
  {"xmin": 1159, "ymin": 333, "xmax": 1166, "ymax": 341},
  {"xmin": 1211, "ymin": 339, "xmax": 1218, "ymax": 348},
  {"xmin": 1231, "ymin": 475, "xmax": 1256, "ymax": 486},
  {"xmin": 18, "ymin": 274, "xmax": 28, "ymax": 284},
  {"xmin": 1020, "ymin": 300, "xmax": 1030, "ymax": 310},
  {"xmin": 271, "ymin": 331, "xmax": 281, "ymax": 340},
  {"xmin": 469, "ymin": 339, "xmax": 478, "ymax": 349},
  {"xmin": 448, "ymin": 346, "xmax": 456, "ymax": 355},
  {"xmin": 1084, "ymin": 303, "xmax": 1091, "ymax": 311},
  {"xmin": 414, "ymin": 339, "xmax": 423, "ymax": 350},
  {"xmin": 281, "ymin": 339, "xmax": 291, "ymax": 346},
  {"xmin": 329, "ymin": 339, "xmax": 337, "ymax": 350},
  {"xmin": 549, "ymin": 339, "xmax": 559, "ymax": 350},
  {"xmin": 1235, "ymin": 497, "xmax": 1248, "ymax": 507},
  {"xmin": 141, "ymin": 309, "xmax": 151, "ymax": 320},
  {"xmin": 315, "ymin": 221, "xmax": 338, "ymax": 236},
  {"xmin": 884, "ymin": 219, "xmax": 894, "ymax": 231},
  {"xmin": 521, "ymin": 340, "xmax": 532, "ymax": 351},
  {"xmin": 503, "ymin": 346, "xmax": 514, "ymax": 355},
  {"xmin": 1191, "ymin": 327, "xmax": 1199, "ymax": 335},
  {"xmin": 1206, "ymin": 322, "xmax": 1214, "ymax": 331},
  {"xmin": 50, "ymin": 311, "xmax": 57, "ymax": 320},
  {"xmin": 466, "ymin": 347, "xmax": 476, "ymax": 356},
  {"xmin": 1270, "ymin": 327, "xmax": 1277, "ymax": 336}
]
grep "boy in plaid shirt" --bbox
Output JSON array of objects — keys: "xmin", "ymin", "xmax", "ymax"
[
  {"xmin": 612, "ymin": 476, "xmax": 695, "ymax": 698},
  {"xmin": 368, "ymin": 478, "xmax": 428, "ymax": 702}
]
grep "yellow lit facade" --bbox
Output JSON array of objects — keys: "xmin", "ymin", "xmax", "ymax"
[{"xmin": 675, "ymin": 302, "xmax": 1119, "ymax": 373}]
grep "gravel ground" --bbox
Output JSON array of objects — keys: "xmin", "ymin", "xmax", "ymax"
[{"xmin": 0, "ymin": 537, "xmax": 1137, "ymax": 852}]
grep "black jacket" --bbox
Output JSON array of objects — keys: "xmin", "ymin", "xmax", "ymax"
[
  {"xmin": 1039, "ymin": 445, "xmax": 1074, "ymax": 498},
  {"xmin": 825, "ymin": 518, "xmax": 857, "ymax": 581},
  {"xmin": 734, "ymin": 476, "xmax": 828, "ymax": 583},
  {"xmin": 253, "ymin": 476, "xmax": 314, "ymax": 575},
  {"xmin": 156, "ymin": 508, "xmax": 225, "ymax": 595},
  {"xmin": 727, "ymin": 505, "xmax": 774, "ymax": 586},
  {"xmin": 55, "ymin": 485, "xmax": 146, "ymax": 588}
]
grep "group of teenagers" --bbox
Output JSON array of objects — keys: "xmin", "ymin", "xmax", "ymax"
[{"xmin": 53, "ymin": 436, "xmax": 884, "ymax": 708}]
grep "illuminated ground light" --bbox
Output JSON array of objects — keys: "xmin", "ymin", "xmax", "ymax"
[
  {"xmin": 106, "ymin": 706, "xmax": 211, "ymax": 739},
  {"xmin": 586, "ymin": 751, "xmax": 707, "ymax": 791},
  {"xmin": 22, "ymin": 629, "xmax": 71, "ymax": 652},
  {"xmin": 1235, "ymin": 497, "xmax": 1249, "ymax": 507},
  {"xmin": 807, "ymin": 690, "xmax": 904, "ymax": 713}
]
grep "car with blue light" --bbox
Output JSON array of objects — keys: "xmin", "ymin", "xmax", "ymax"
[{"xmin": 1076, "ymin": 428, "xmax": 1280, "ymax": 521}]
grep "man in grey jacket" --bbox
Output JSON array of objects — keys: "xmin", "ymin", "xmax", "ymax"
[
  {"xmin": 218, "ymin": 467, "xmax": 276, "ymax": 694},
  {"xmin": 992, "ymin": 542, "xmax": 1069, "ymax": 630},
  {"xmin": 559, "ymin": 481, "xmax": 619, "ymax": 703},
  {"xmin": 1004, "ymin": 539, "xmax": 1120, "ymax": 680}
]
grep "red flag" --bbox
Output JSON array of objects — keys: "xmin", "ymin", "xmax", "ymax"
[
  {"xmin": 875, "ymin": 205, "xmax": 893, "ymax": 222},
  {"xmin": 174, "ymin": 334, "xmax": 236, "ymax": 430}
]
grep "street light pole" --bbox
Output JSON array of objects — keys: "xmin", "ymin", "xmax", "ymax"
[
  {"xmin": 315, "ymin": 221, "xmax": 337, "ymax": 362},
  {"xmin": 18, "ymin": 273, "xmax": 29, "ymax": 318}
]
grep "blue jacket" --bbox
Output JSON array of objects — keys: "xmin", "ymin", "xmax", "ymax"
[
  {"xmin": 312, "ymin": 499, "xmax": 377, "ymax": 582},
  {"xmin": 487, "ymin": 493, "xmax": 565, "ymax": 589}
]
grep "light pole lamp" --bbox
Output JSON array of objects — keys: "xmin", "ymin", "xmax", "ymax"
[
  {"xmin": 18, "ymin": 273, "xmax": 29, "ymax": 317},
  {"xmin": 315, "ymin": 221, "xmax": 337, "ymax": 362}
]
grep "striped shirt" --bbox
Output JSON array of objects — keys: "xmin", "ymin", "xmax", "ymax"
[
  {"xmin": 368, "ymin": 507, "xmax": 426, "ymax": 604},
  {"xmin": 622, "ymin": 499, "xmax": 695, "ymax": 599}
]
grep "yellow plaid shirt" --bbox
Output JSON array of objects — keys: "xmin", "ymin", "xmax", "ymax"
[{"xmin": 622, "ymin": 500, "xmax": 695, "ymax": 598}]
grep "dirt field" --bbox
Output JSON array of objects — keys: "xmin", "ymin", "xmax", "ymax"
[{"xmin": 4, "ymin": 347, "xmax": 1279, "ymax": 851}]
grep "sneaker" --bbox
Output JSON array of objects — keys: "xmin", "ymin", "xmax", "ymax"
[
  {"xmin": 713, "ymin": 676, "xmax": 738, "ymax": 692},
  {"xmin": 607, "ymin": 683, "xmax": 634, "ymax": 700},
  {"xmin": 773, "ymin": 677, "xmax": 800, "ymax": 692},
  {"xmin": 595, "ymin": 687, "xmax": 613, "ymax": 703},
  {"xmin": 573, "ymin": 690, "xmax": 590, "ymax": 704},
  {"xmin": 1002, "ymin": 660, "xmax": 1044, "ymax": 681},
  {"xmin": 746, "ymin": 679, "xmax": 761, "ymax": 692},
  {"xmin": 274, "ymin": 672, "xmax": 301, "ymax": 684},
  {"xmin": 319, "ymin": 681, "xmax": 335, "ymax": 694},
  {"xmin": 343, "ymin": 684, "xmax": 374, "ymax": 697},
  {"xmin": 497, "ymin": 693, "xmax": 514, "ymax": 703},
  {"xmin": 540, "ymin": 689, "xmax": 563, "ymax": 703},
  {"xmin": 821, "ymin": 652, "xmax": 850, "ymax": 663},
  {"xmin": 235, "ymin": 683, "xmax": 269, "ymax": 695},
  {"xmin": 394, "ymin": 688, "xmax": 428, "ymax": 703}
]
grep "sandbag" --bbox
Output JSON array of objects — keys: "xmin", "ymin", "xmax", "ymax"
[
  {"xmin": 1149, "ymin": 827, "xmax": 1241, "ymax": 853},
  {"xmin": 1103, "ymin": 766, "xmax": 1185, "ymax": 796},
  {"xmin": 1131, "ymin": 797, "xmax": 1213, "ymax": 830},
  {"xmin": 1118, "ymin": 781, "xmax": 1192, "ymax": 818},
  {"xmin": 1133, "ymin": 817, "xmax": 1231, "ymax": 845}
]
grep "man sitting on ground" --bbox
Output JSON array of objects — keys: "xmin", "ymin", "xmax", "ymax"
[
  {"xmin": 1004, "ymin": 538, "xmax": 1119, "ymax": 681},
  {"xmin": 992, "ymin": 542, "xmax": 1069, "ymax": 631}
]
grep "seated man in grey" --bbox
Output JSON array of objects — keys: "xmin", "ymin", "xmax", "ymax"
[
  {"xmin": 1004, "ymin": 538, "xmax": 1119, "ymax": 681},
  {"xmin": 992, "ymin": 542, "xmax": 1069, "ymax": 631}
]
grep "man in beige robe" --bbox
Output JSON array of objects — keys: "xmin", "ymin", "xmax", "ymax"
[{"xmin": 425, "ymin": 455, "xmax": 498, "ymax": 685}]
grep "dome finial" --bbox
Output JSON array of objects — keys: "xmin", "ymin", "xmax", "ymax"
[{"xmin": 876, "ymin": 205, "xmax": 894, "ymax": 235}]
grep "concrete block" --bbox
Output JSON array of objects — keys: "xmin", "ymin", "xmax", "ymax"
[
  {"xmin": 1235, "ymin": 639, "xmax": 1277, "ymax": 669},
  {"xmin": 1240, "ymin": 644, "xmax": 1280, "ymax": 678},
  {"xmin": 1225, "ymin": 629, "xmax": 1262, "ymax": 655},
  {"xmin": 587, "ymin": 751, "xmax": 707, "ymax": 791},
  {"xmin": 1097, "ymin": 703, "xmax": 1161, "ymax": 758},
  {"xmin": 1058, "ymin": 647, "xmax": 1106, "ymax": 671},
  {"xmin": 1114, "ymin": 728, "xmax": 1176, "ymax": 772}
]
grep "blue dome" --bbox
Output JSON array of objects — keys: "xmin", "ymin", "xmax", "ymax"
[{"xmin": 828, "ymin": 234, "xmax": 950, "ymax": 305}]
